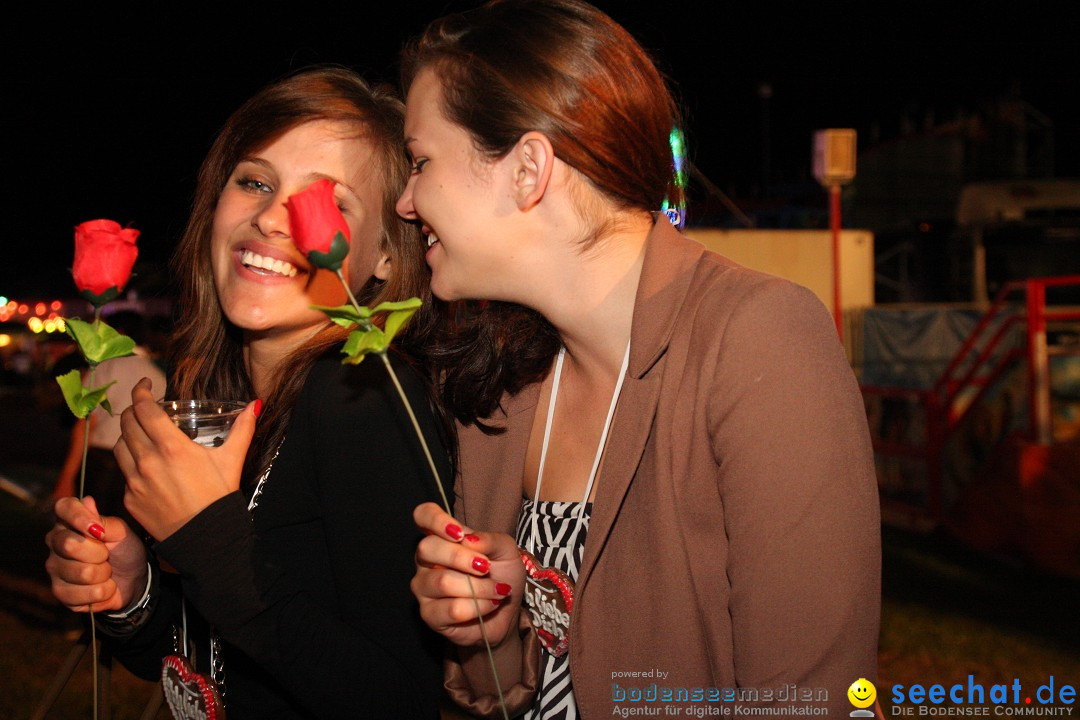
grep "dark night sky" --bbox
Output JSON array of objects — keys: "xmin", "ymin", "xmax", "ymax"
[{"xmin": 3, "ymin": 2, "xmax": 1078, "ymax": 299}]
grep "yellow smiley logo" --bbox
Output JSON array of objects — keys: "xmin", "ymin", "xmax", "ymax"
[{"xmin": 847, "ymin": 678, "xmax": 877, "ymax": 709}]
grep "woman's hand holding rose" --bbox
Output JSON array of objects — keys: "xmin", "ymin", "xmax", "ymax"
[
  {"xmin": 411, "ymin": 502, "xmax": 525, "ymax": 648},
  {"xmin": 45, "ymin": 496, "xmax": 147, "ymax": 612}
]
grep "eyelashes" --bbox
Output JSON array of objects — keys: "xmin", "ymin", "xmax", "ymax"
[
  {"xmin": 236, "ymin": 176, "xmax": 273, "ymax": 193},
  {"xmin": 234, "ymin": 175, "xmax": 350, "ymax": 214},
  {"xmin": 410, "ymin": 158, "xmax": 429, "ymax": 174}
]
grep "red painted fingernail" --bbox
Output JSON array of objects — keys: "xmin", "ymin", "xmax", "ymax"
[
  {"xmin": 253, "ymin": 399, "xmax": 263, "ymax": 418},
  {"xmin": 492, "ymin": 599, "xmax": 502, "ymax": 607},
  {"xmin": 464, "ymin": 533, "xmax": 480, "ymax": 543},
  {"xmin": 496, "ymin": 582, "xmax": 512, "ymax": 596},
  {"xmin": 472, "ymin": 557, "xmax": 490, "ymax": 573},
  {"xmin": 445, "ymin": 523, "xmax": 463, "ymax": 540},
  {"xmin": 87, "ymin": 524, "xmax": 105, "ymax": 541}
]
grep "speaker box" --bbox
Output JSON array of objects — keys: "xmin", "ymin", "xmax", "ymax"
[{"xmin": 813, "ymin": 129, "xmax": 857, "ymax": 185}]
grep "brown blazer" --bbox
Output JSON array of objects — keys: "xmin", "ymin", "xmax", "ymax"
[{"xmin": 447, "ymin": 220, "xmax": 881, "ymax": 718}]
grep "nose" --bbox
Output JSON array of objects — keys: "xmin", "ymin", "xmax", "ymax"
[
  {"xmin": 395, "ymin": 175, "xmax": 417, "ymax": 220},
  {"xmin": 253, "ymin": 197, "xmax": 291, "ymax": 237}
]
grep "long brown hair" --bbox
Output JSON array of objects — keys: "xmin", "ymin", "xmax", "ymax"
[
  {"xmin": 401, "ymin": 0, "xmax": 683, "ymax": 427},
  {"xmin": 169, "ymin": 67, "xmax": 431, "ymax": 484}
]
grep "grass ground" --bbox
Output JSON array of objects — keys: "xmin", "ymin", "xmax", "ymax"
[
  {"xmin": 877, "ymin": 523, "xmax": 1080, "ymax": 711},
  {"xmin": 0, "ymin": 610, "xmax": 166, "ymax": 720},
  {"xmin": 879, "ymin": 601, "xmax": 1080, "ymax": 705}
]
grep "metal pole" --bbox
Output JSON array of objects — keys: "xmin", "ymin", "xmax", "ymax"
[
  {"xmin": 830, "ymin": 183, "xmax": 843, "ymax": 339},
  {"xmin": 1026, "ymin": 280, "xmax": 1052, "ymax": 445}
]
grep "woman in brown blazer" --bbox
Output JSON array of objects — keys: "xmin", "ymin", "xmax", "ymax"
[{"xmin": 398, "ymin": 2, "xmax": 881, "ymax": 718}]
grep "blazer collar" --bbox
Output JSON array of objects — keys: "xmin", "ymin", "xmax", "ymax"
[
  {"xmin": 628, "ymin": 217, "xmax": 706, "ymax": 379},
  {"xmin": 577, "ymin": 219, "xmax": 705, "ymax": 589}
]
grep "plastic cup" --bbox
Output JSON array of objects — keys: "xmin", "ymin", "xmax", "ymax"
[{"xmin": 159, "ymin": 400, "xmax": 246, "ymax": 448}]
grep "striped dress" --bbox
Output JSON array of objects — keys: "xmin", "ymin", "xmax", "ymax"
[{"xmin": 515, "ymin": 499, "xmax": 591, "ymax": 720}]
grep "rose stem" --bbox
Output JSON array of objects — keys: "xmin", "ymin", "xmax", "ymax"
[
  {"xmin": 335, "ymin": 269, "xmax": 364, "ymax": 317},
  {"xmin": 376, "ymin": 353, "xmax": 509, "ymax": 719},
  {"xmin": 84, "ymin": 305, "xmax": 101, "ymax": 720},
  {"xmin": 335, "ymin": 271, "xmax": 510, "ymax": 720}
]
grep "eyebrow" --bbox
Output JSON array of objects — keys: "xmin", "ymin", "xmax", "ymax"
[{"xmin": 308, "ymin": 172, "xmax": 361, "ymax": 201}]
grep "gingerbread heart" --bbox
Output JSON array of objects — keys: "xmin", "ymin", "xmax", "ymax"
[
  {"xmin": 161, "ymin": 654, "xmax": 225, "ymax": 720},
  {"xmin": 520, "ymin": 549, "xmax": 575, "ymax": 657}
]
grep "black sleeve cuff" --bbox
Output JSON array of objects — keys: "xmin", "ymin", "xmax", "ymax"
[{"xmin": 154, "ymin": 491, "xmax": 270, "ymax": 632}]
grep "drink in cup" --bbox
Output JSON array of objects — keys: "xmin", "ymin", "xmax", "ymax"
[{"xmin": 159, "ymin": 400, "xmax": 246, "ymax": 447}]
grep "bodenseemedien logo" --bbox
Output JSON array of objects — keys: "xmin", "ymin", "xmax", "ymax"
[
  {"xmin": 609, "ymin": 677, "xmax": 830, "ymax": 716},
  {"xmin": 849, "ymin": 679, "xmax": 877, "ymax": 717}
]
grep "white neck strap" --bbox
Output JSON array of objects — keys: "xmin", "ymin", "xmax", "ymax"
[{"xmin": 529, "ymin": 341, "xmax": 632, "ymax": 551}]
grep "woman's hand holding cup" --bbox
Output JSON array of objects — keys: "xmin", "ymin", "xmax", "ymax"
[{"xmin": 114, "ymin": 378, "xmax": 259, "ymax": 541}]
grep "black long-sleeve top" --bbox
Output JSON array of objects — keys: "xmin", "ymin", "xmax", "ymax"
[{"xmin": 112, "ymin": 352, "xmax": 451, "ymax": 718}]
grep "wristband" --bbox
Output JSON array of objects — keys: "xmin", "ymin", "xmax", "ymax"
[{"xmin": 96, "ymin": 561, "xmax": 157, "ymax": 637}]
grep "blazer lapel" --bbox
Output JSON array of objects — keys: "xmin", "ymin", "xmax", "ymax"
[
  {"xmin": 576, "ymin": 369, "xmax": 663, "ymax": 590},
  {"xmin": 576, "ymin": 220, "xmax": 704, "ymax": 590}
]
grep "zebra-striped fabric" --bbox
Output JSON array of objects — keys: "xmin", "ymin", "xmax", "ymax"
[{"xmin": 515, "ymin": 498, "xmax": 591, "ymax": 720}]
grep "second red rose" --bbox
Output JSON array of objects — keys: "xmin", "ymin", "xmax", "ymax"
[{"xmin": 72, "ymin": 219, "xmax": 139, "ymax": 299}]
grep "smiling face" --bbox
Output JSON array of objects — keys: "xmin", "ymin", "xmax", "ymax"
[
  {"xmin": 395, "ymin": 68, "xmax": 521, "ymax": 302},
  {"xmin": 847, "ymin": 678, "xmax": 877, "ymax": 709},
  {"xmin": 211, "ymin": 119, "xmax": 388, "ymax": 346}
]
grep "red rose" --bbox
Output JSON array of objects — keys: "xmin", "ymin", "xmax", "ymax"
[
  {"xmin": 285, "ymin": 179, "xmax": 350, "ymax": 271},
  {"xmin": 72, "ymin": 219, "xmax": 139, "ymax": 304}
]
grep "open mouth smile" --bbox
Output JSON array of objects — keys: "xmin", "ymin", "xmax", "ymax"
[
  {"xmin": 422, "ymin": 226, "xmax": 439, "ymax": 249},
  {"xmin": 241, "ymin": 248, "xmax": 300, "ymax": 277}
]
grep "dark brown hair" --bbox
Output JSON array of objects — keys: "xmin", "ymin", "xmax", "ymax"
[
  {"xmin": 401, "ymin": 0, "xmax": 682, "ymax": 427},
  {"xmin": 169, "ymin": 66, "xmax": 432, "ymax": 484}
]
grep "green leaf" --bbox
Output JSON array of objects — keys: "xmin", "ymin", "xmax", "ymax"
[
  {"xmin": 319, "ymin": 296, "xmax": 421, "ymax": 360},
  {"xmin": 371, "ymin": 297, "xmax": 421, "ymax": 343},
  {"xmin": 341, "ymin": 327, "xmax": 390, "ymax": 364},
  {"xmin": 307, "ymin": 232, "xmax": 350, "ymax": 271},
  {"xmin": 56, "ymin": 369, "xmax": 117, "ymax": 419},
  {"xmin": 383, "ymin": 308, "xmax": 418, "ymax": 343},
  {"xmin": 309, "ymin": 303, "xmax": 372, "ymax": 329},
  {"xmin": 64, "ymin": 317, "xmax": 136, "ymax": 366},
  {"xmin": 369, "ymin": 298, "xmax": 423, "ymax": 314}
]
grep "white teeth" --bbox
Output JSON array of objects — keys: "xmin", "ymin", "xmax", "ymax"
[
  {"xmin": 241, "ymin": 249, "xmax": 299, "ymax": 277},
  {"xmin": 426, "ymin": 232, "xmax": 439, "ymax": 248}
]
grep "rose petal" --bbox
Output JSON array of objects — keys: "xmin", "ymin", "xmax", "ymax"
[
  {"xmin": 285, "ymin": 179, "xmax": 351, "ymax": 258},
  {"xmin": 72, "ymin": 219, "xmax": 139, "ymax": 296}
]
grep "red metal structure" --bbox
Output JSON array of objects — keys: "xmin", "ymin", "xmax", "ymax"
[{"xmin": 862, "ymin": 276, "xmax": 1080, "ymax": 537}]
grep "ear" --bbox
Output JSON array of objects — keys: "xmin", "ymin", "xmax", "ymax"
[
  {"xmin": 511, "ymin": 131, "xmax": 555, "ymax": 211},
  {"xmin": 373, "ymin": 253, "xmax": 392, "ymax": 281}
]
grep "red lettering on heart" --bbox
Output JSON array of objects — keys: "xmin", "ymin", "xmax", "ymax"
[
  {"xmin": 520, "ymin": 548, "xmax": 575, "ymax": 657},
  {"xmin": 161, "ymin": 654, "xmax": 224, "ymax": 720}
]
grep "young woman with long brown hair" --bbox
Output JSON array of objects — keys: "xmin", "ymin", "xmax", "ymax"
[
  {"xmin": 45, "ymin": 67, "xmax": 450, "ymax": 718},
  {"xmin": 400, "ymin": 2, "xmax": 881, "ymax": 718}
]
